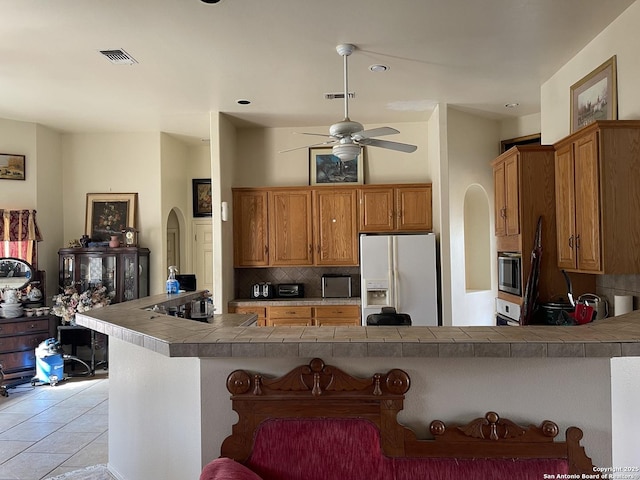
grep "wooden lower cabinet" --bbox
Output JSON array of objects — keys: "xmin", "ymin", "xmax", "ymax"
[
  {"xmin": 0, "ymin": 315, "xmax": 56, "ymax": 387},
  {"xmin": 230, "ymin": 303, "xmax": 361, "ymax": 327},
  {"xmin": 228, "ymin": 306, "xmax": 267, "ymax": 327},
  {"xmin": 268, "ymin": 306, "xmax": 313, "ymax": 326},
  {"xmin": 313, "ymin": 305, "xmax": 360, "ymax": 326}
]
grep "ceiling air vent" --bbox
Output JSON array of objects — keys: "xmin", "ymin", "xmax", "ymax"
[
  {"xmin": 99, "ymin": 49, "xmax": 138, "ymax": 65},
  {"xmin": 324, "ymin": 92, "xmax": 355, "ymax": 100}
]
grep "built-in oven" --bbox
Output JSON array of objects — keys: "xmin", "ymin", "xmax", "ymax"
[
  {"xmin": 496, "ymin": 298, "xmax": 521, "ymax": 326},
  {"xmin": 497, "ymin": 252, "xmax": 522, "ymax": 296}
]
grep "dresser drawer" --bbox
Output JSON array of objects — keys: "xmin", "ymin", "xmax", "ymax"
[
  {"xmin": 0, "ymin": 318, "xmax": 50, "ymax": 336},
  {"xmin": 0, "ymin": 349, "xmax": 37, "ymax": 372},
  {"xmin": 0, "ymin": 332, "xmax": 50, "ymax": 354}
]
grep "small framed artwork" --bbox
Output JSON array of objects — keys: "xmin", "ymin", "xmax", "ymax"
[
  {"xmin": 309, "ymin": 146, "xmax": 364, "ymax": 186},
  {"xmin": 0, "ymin": 154, "xmax": 26, "ymax": 180},
  {"xmin": 570, "ymin": 55, "xmax": 617, "ymax": 132},
  {"xmin": 192, "ymin": 178, "xmax": 212, "ymax": 217},
  {"xmin": 85, "ymin": 193, "xmax": 138, "ymax": 241}
]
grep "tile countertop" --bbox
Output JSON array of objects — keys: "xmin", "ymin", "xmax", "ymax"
[
  {"xmin": 75, "ymin": 291, "xmax": 640, "ymax": 359},
  {"xmin": 229, "ymin": 297, "xmax": 361, "ymax": 306}
]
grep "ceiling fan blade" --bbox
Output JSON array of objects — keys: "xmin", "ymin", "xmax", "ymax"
[
  {"xmin": 294, "ymin": 132, "xmax": 333, "ymax": 138},
  {"xmin": 352, "ymin": 127, "xmax": 399, "ymax": 140},
  {"xmin": 361, "ymin": 138, "xmax": 417, "ymax": 153},
  {"xmin": 279, "ymin": 140, "xmax": 337, "ymax": 154}
]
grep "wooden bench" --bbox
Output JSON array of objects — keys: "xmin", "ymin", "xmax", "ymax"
[{"xmin": 201, "ymin": 358, "xmax": 598, "ymax": 480}]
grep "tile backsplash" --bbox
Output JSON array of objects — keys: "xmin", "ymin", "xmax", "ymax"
[
  {"xmin": 234, "ymin": 267, "xmax": 361, "ymax": 299},
  {"xmin": 596, "ymin": 274, "xmax": 640, "ymax": 316}
]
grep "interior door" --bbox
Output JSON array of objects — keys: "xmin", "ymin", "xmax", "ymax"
[{"xmin": 193, "ymin": 221, "xmax": 214, "ymax": 292}]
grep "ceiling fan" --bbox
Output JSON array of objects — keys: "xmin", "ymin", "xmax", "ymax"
[{"xmin": 282, "ymin": 43, "xmax": 417, "ymax": 161}]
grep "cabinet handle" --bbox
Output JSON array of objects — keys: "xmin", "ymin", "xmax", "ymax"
[
  {"xmin": 264, "ymin": 245, "xmax": 268, "ymax": 255},
  {"xmin": 500, "ymin": 207, "xmax": 507, "ymax": 219},
  {"xmin": 389, "ymin": 210, "xmax": 394, "ymax": 219},
  {"xmin": 569, "ymin": 236, "xmax": 574, "ymax": 249},
  {"xmin": 575, "ymin": 234, "xmax": 580, "ymax": 249}
]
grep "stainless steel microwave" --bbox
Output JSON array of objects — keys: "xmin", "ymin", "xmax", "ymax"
[{"xmin": 498, "ymin": 252, "xmax": 522, "ymax": 296}]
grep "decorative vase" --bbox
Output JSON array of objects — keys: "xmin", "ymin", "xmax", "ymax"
[{"xmin": 109, "ymin": 235, "xmax": 120, "ymax": 248}]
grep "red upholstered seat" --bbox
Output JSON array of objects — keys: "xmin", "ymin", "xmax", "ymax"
[{"xmin": 246, "ymin": 418, "xmax": 395, "ymax": 480}]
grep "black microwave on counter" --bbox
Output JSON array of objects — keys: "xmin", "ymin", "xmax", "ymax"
[{"xmin": 498, "ymin": 252, "xmax": 522, "ymax": 296}]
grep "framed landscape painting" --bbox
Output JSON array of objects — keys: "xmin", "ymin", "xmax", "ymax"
[
  {"xmin": 571, "ymin": 55, "xmax": 617, "ymax": 132},
  {"xmin": 309, "ymin": 146, "xmax": 363, "ymax": 186},
  {"xmin": 85, "ymin": 193, "xmax": 138, "ymax": 241},
  {"xmin": 0, "ymin": 154, "xmax": 25, "ymax": 180}
]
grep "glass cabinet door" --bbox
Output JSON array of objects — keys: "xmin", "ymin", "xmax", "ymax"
[
  {"xmin": 61, "ymin": 255, "xmax": 75, "ymax": 289},
  {"xmin": 78, "ymin": 254, "xmax": 116, "ymax": 297}
]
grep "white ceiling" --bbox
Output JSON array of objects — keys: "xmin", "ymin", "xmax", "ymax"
[{"xmin": 1, "ymin": 0, "xmax": 635, "ymax": 143}]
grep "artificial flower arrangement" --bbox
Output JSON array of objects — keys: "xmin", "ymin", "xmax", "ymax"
[{"xmin": 51, "ymin": 285, "xmax": 114, "ymax": 325}]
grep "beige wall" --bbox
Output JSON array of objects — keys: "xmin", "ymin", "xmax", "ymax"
[
  {"xmin": 234, "ymin": 121, "xmax": 431, "ymax": 187},
  {"xmin": 61, "ymin": 132, "xmax": 164, "ymax": 294},
  {"xmin": 446, "ymin": 107, "xmax": 500, "ymax": 326},
  {"xmin": 541, "ymin": 1, "xmax": 639, "ymax": 142},
  {"xmin": 0, "ymin": 119, "xmax": 63, "ymax": 298}
]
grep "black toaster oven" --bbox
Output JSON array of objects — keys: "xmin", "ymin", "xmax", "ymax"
[{"xmin": 277, "ymin": 283, "xmax": 305, "ymax": 298}]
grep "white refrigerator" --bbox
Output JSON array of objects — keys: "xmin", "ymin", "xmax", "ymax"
[{"xmin": 360, "ymin": 233, "xmax": 438, "ymax": 326}]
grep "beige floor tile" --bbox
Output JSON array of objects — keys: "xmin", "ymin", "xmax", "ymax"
[
  {"xmin": 26, "ymin": 430, "xmax": 100, "ymax": 454},
  {"xmin": 60, "ymin": 440, "xmax": 108, "ymax": 468},
  {"xmin": 0, "ymin": 440, "xmax": 34, "ymax": 463},
  {"xmin": 0, "ymin": 451, "xmax": 70, "ymax": 480}
]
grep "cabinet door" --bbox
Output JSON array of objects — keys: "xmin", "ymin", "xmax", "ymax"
[
  {"xmin": 313, "ymin": 305, "xmax": 360, "ymax": 326},
  {"xmin": 314, "ymin": 189, "xmax": 358, "ymax": 266},
  {"xmin": 269, "ymin": 190, "xmax": 313, "ymax": 266},
  {"xmin": 493, "ymin": 162, "xmax": 506, "ymax": 236},
  {"xmin": 359, "ymin": 187, "xmax": 394, "ymax": 231},
  {"xmin": 233, "ymin": 190, "xmax": 269, "ymax": 267},
  {"xmin": 396, "ymin": 185, "xmax": 433, "ymax": 231},
  {"xmin": 79, "ymin": 254, "xmax": 117, "ymax": 298},
  {"xmin": 268, "ymin": 306, "xmax": 313, "ymax": 326},
  {"xmin": 574, "ymin": 132, "xmax": 602, "ymax": 272},
  {"xmin": 555, "ymin": 143, "xmax": 577, "ymax": 269},
  {"xmin": 504, "ymin": 156, "xmax": 520, "ymax": 236}
]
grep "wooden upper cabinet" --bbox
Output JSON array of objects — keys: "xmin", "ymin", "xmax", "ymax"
[
  {"xmin": 396, "ymin": 185, "xmax": 433, "ymax": 231},
  {"xmin": 492, "ymin": 151, "xmax": 520, "ymax": 237},
  {"xmin": 269, "ymin": 189, "xmax": 314, "ymax": 266},
  {"xmin": 359, "ymin": 184, "xmax": 432, "ymax": 232},
  {"xmin": 493, "ymin": 161, "xmax": 506, "ymax": 237},
  {"xmin": 359, "ymin": 187, "xmax": 394, "ymax": 231},
  {"xmin": 314, "ymin": 188, "xmax": 359, "ymax": 266},
  {"xmin": 555, "ymin": 130, "xmax": 601, "ymax": 272},
  {"xmin": 553, "ymin": 120, "xmax": 640, "ymax": 274},
  {"xmin": 233, "ymin": 189, "xmax": 269, "ymax": 267},
  {"xmin": 554, "ymin": 143, "xmax": 577, "ymax": 269}
]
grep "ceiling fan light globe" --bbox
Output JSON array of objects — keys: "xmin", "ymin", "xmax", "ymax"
[{"xmin": 332, "ymin": 143, "xmax": 360, "ymax": 162}]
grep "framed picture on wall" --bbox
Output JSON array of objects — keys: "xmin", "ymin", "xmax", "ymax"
[
  {"xmin": 192, "ymin": 178, "xmax": 212, "ymax": 217},
  {"xmin": 309, "ymin": 146, "xmax": 364, "ymax": 186},
  {"xmin": 570, "ymin": 55, "xmax": 617, "ymax": 132},
  {"xmin": 0, "ymin": 154, "xmax": 25, "ymax": 181},
  {"xmin": 85, "ymin": 193, "xmax": 138, "ymax": 241}
]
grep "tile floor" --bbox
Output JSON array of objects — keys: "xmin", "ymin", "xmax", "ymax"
[{"xmin": 0, "ymin": 366, "xmax": 109, "ymax": 480}]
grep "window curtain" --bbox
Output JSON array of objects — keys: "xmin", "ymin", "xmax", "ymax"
[{"xmin": 0, "ymin": 209, "xmax": 43, "ymax": 265}]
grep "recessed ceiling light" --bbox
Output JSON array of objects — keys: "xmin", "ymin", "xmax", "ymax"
[
  {"xmin": 237, "ymin": 99, "xmax": 251, "ymax": 105},
  {"xmin": 369, "ymin": 64, "xmax": 389, "ymax": 73},
  {"xmin": 505, "ymin": 103, "xmax": 520, "ymax": 108},
  {"xmin": 201, "ymin": 0, "xmax": 221, "ymax": 3}
]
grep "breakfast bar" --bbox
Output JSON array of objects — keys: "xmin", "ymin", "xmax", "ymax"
[{"xmin": 76, "ymin": 292, "xmax": 640, "ymax": 480}]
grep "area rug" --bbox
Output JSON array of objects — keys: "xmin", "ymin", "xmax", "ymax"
[{"xmin": 46, "ymin": 464, "xmax": 114, "ymax": 480}]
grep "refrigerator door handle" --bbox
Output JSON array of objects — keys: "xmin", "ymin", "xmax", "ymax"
[{"xmin": 392, "ymin": 237, "xmax": 400, "ymax": 312}]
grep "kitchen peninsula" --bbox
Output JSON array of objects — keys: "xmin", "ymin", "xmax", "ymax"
[{"xmin": 77, "ymin": 292, "xmax": 640, "ymax": 480}]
